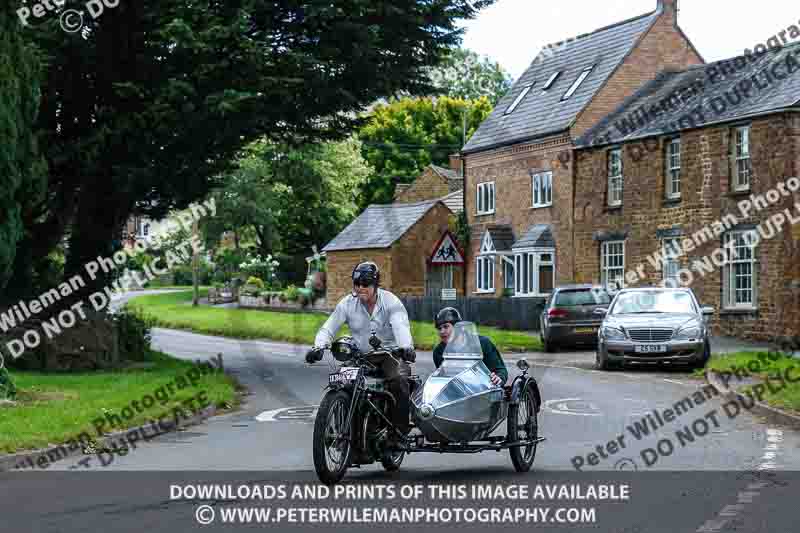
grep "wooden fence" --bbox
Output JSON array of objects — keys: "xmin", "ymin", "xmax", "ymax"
[{"xmin": 400, "ymin": 296, "xmax": 546, "ymax": 331}]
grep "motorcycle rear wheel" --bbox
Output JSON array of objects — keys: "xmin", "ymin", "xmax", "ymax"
[
  {"xmin": 507, "ymin": 383, "xmax": 539, "ymax": 472},
  {"xmin": 313, "ymin": 390, "xmax": 353, "ymax": 485}
]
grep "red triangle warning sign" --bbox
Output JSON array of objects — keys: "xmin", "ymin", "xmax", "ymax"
[{"xmin": 430, "ymin": 231, "xmax": 464, "ymax": 265}]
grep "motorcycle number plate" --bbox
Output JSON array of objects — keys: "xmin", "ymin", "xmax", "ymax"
[
  {"xmin": 634, "ymin": 344, "xmax": 667, "ymax": 353},
  {"xmin": 329, "ymin": 367, "xmax": 359, "ymax": 384}
]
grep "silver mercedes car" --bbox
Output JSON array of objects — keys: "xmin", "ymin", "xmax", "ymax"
[{"xmin": 595, "ymin": 287, "xmax": 715, "ymax": 370}]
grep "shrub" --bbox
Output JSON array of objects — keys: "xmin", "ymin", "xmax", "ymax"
[
  {"xmin": 283, "ymin": 284, "xmax": 299, "ymax": 302},
  {"xmin": 246, "ymin": 276, "xmax": 265, "ymax": 289},
  {"xmin": 112, "ymin": 307, "xmax": 154, "ymax": 362}
]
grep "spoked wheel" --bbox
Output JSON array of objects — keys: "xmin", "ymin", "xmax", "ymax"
[
  {"xmin": 507, "ymin": 383, "xmax": 539, "ymax": 472},
  {"xmin": 313, "ymin": 390, "xmax": 353, "ymax": 485}
]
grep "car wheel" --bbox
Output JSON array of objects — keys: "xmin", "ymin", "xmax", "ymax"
[
  {"xmin": 543, "ymin": 337, "xmax": 557, "ymax": 353},
  {"xmin": 692, "ymin": 340, "xmax": 711, "ymax": 370},
  {"xmin": 595, "ymin": 349, "xmax": 617, "ymax": 371}
]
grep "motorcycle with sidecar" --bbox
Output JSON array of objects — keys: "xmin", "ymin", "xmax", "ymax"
[{"xmin": 311, "ymin": 321, "xmax": 545, "ymax": 485}]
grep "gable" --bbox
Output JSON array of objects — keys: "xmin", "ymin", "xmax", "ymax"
[
  {"xmin": 394, "ymin": 167, "xmax": 450, "ymax": 204},
  {"xmin": 462, "ymin": 11, "xmax": 659, "ymax": 154}
]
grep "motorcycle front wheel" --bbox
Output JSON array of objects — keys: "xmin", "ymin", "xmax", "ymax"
[
  {"xmin": 507, "ymin": 383, "xmax": 539, "ymax": 472},
  {"xmin": 313, "ymin": 390, "xmax": 353, "ymax": 485}
]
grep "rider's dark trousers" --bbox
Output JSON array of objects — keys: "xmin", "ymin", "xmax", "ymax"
[{"xmin": 366, "ymin": 353, "xmax": 411, "ymax": 435}]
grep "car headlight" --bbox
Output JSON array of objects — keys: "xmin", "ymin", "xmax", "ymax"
[
  {"xmin": 673, "ymin": 324, "xmax": 701, "ymax": 340},
  {"xmin": 601, "ymin": 326, "xmax": 626, "ymax": 341}
]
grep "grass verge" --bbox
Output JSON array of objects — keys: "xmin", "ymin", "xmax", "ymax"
[
  {"xmin": 128, "ymin": 290, "xmax": 542, "ymax": 352},
  {"xmin": 0, "ymin": 350, "xmax": 240, "ymax": 454},
  {"xmin": 705, "ymin": 350, "xmax": 800, "ymax": 413}
]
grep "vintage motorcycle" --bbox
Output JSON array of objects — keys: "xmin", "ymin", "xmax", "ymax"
[{"xmin": 311, "ymin": 322, "xmax": 544, "ymax": 485}]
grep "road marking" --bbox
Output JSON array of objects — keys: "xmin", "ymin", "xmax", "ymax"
[
  {"xmin": 695, "ymin": 428, "xmax": 783, "ymax": 531},
  {"xmin": 542, "ymin": 398, "xmax": 602, "ymax": 417},
  {"xmin": 255, "ymin": 406, "xmax": 318, "ymax": 422}
]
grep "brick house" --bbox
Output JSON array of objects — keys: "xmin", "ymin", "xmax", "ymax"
[
  {"xmin": 322, "ymin": 200, "xmax": 463, "ymax": 304},
  {"xmin": 573, "ymin": 40, "xmax": 800, "ymax": 341},
  {"xmin": 394, "ymin": 156, "xmax": 464, "ymax": 209},
  {"xmin": 461, "ymin": 0, "xmax": 702, "ymax": 299}
]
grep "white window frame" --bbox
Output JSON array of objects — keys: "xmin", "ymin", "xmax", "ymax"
[
  {"xmin": 505, "ymin": 83, "xmax": 534, "ymax": 115},
  {"xmin": 531, "ymin": 171, "xmax": 553, "ymax": 208},
  {"xmin": 601, "ymin": 240, "xmax": 625, "ymax": 289},
  {"xmin": 662, "ymin": 237, "xmax": 681, "ymax": 284},
  {"xmin": 513, "ymin": 248, "xmax": 555, "ymax": 297},
  {"xmin": 562, "ymin": 66, "xmax": 594, "ymax": 100},
  {"xmin": 733, "ymin": 125, "xmax": 751, "ymax": 192},
  {"xmin": 722, "ymin": 230, "xmax": 758, "ymax": 309},
  {"xmin": 607, "ymin": 148, "xmax": 623, "ymax": 207},
  {"xmin": 666, "ymin": 138, "xmax": 681, "ymax": 199},
  {"xmin": 476, "ymin": 182, "xmax": 495, "ymax": 215},
  {"xmin": 476, "ymin": 255, "xmax": 495, "ymax": 293},
  {"xmin": 542, "ymin": 71, "xmax": 561, "ymax": 90},
  {"xmin": 502, "ymin": 255, "xmax": 515, "ymax": 290}
]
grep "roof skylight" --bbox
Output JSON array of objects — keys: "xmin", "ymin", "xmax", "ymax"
[
  {"xmin": 562, "ymin": 66, "xmax": 594, "ymax": 100},
  {"xmin": 542, "ymin": 71, "xmax": 561, "ymax": 90},
  {"xmin": 504, "ymin": 83, "xmax": 534, "ymax": 115}
]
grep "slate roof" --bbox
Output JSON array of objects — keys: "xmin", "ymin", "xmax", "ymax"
[
  {"xmin": 578, "ymin": 42, "xmax": 800, "ymax": 147},
  {"xmin": 512, "ymin": 224, "xmax": 555, "ymax": 249},
  {"xmin": 440, "ymin": 189, "xmax": 463, "ymax": 213},
  {"xmin": 487, "ymin": 225, "xmax": 516, "ymax": 252},
  {"xmin": 462, "ymin": 10, "xmax": 660, "ymax": 154},
  {"xmin": 323, "ymin": 200, "xmax": 448, "ymax": 252},
  {"xmin": 431, "ymin": 165, "xmax": 460, "ymax": 180},
  {"xmin": 431, "ymin": 165, "xmax": 463, "ymax": 192}
]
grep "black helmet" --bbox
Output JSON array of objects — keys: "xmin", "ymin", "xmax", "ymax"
[
  {"xmin": 352, "ymin": 261, "xmax": 380, "ymax": 287},
  {"xmin": 435, "ymin": 307, "xmax": 462, "ymax": 328}
]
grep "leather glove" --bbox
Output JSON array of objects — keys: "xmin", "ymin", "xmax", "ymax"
[
  {"xmin": 393, "ymin": 347, "xmax": 416, "ymax": 363},
  {"xmin": 305, "ymin": 347, "xmax": 324, "ymax": 364}
]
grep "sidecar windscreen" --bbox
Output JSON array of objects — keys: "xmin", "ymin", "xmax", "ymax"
[
  {"xmin": 441, "ymin": 321, "xmax": 483, "ymax": 359},
  {"xmin": 422, "ymin": 359, "xmax": 490, "ymax": 405}
]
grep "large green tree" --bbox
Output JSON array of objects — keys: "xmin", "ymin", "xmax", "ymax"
[
  {"xmin": 206, "ymin": 137, "xmax": 372, "ymax": 261},
  {"xmin": 357, "ymin": 95, "xmax": 493, "ymax": 207},
  {"xmin": 428, "ymin": 47, "xmax": 512, "ymax": 105},
  {"xmin": 0, "ymin": 8, "xmax": 46, "ymax": 296},
  {"xmin": 11, "ymin": 0, "xmax": 492, "ymax": 300}
]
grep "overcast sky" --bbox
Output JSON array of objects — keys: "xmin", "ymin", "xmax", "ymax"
[{"xmin": 461, "ymin": 0, "xmax": 799, "ymax": 81}]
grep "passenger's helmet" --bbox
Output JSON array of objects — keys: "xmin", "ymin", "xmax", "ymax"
[
  {"xmin": 435, "ymin": 307, "xmax": 462, "ymax": 329},
  {"xmin": 352, "ymin": 261, "xmax": 380, "ymax": 287}
]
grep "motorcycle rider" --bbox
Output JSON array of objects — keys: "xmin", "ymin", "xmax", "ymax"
[
  {"xmin": 305, "ymin": 261, "xmax": 416, "ymax": 449},
  {"xmin": 432, "ymin": 307, "xmax": 508, "ymax": 386}
]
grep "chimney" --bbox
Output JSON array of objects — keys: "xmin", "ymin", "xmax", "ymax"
[
  {"xmin": 449, "ymin": 153, "xmax": 463, "ymax": 176},
  {"xmin": 657, "ymin": 0, "xmax": 678, "ymax": 23}
]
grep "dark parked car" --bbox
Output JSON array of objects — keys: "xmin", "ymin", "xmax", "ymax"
[
  {"xmin": 540, "ymin": 285, "xmax": 613, "ymax": 352},
  {"xmin": 595, "ymin": 287, "xmax": 714, "ymax": 370}
]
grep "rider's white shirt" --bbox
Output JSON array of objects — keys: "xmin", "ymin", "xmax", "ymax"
[{"xmin": 314, "ymin": 288, "xmax": 414, "ymax": 354}]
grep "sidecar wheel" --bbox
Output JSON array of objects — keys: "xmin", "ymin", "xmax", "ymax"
[
  {"xmin": 313, "ymin": 390, "xmax": 352, "ymax": 485},
  {"xmin": 381, "ymin": 449, "xmax": 405, "ymax": 472},
  {"xmin": 507, "ymin": 383, "xmax": 539, "ymax": 472}
]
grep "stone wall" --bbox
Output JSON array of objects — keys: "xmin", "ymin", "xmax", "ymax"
[{"xmin": 573, "ymin": 113, "xmax": 800, "ymax": 341}]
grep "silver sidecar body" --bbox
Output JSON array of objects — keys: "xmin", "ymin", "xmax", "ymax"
[{"xmin": 411, "ymin": 322, "xmax": 507, "ymax": 443}]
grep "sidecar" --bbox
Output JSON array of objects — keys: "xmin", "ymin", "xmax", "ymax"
[
  {"xmin": 411, "ymin": 343, "xmax": 506, "ymax": 443},
  {"xmin": 408, "ymin": 322, "xmax": 543, "ymax": 468}
]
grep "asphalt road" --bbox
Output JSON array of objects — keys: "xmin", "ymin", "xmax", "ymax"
[
  {"xmin": 45, "ymin": 289, "xmax": 800, "ymax": 474},
  {"xmin": 8, "ymin": 290, "xmax": 798, "ymax": 532}
]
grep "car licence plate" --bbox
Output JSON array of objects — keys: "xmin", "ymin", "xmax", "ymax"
[
  {"xmin": 574, "ymin": 327, "xmax": 597, "ymax": 334},
  {"xmin": 635, "ymin": 345, "xmax": 668, "ymax": 353},
  {"xmin": 329, "ymin": 367, "xmax": 359, "ymax": 384}
]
